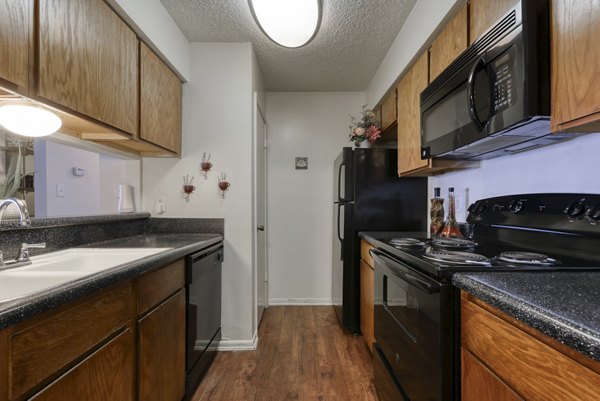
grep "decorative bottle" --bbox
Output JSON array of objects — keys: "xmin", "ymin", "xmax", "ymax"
[
  {"xmin": 440, "ymin": 187, "xmax": 462, "ymax": 238},
  {"xmin": 430, "ymin": 187, "xmax": 445, "ymax": 236}
]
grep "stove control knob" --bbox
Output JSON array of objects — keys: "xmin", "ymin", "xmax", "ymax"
[
  {"xmin": 509, "ymin": 200, "xmax": 526, "ymax": 214},
  {"xmin": 467, "ymin": 203, "xmax": 477, "ymax": 213},
  {"xmin": 566, "ymin": 201, "xmax": 586, "ymax": 218},
  {"xmin": 476, "ymin": 202, "xmax": 487, "ymax": 214},
  {"xmin": 587, "ymin": 205, "xmax": 600, "ymax": 221}
]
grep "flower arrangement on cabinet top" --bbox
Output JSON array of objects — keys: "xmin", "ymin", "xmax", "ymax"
[{"xmin": 348, "ymin": 105, "xmax": 381, "ymax": 147}]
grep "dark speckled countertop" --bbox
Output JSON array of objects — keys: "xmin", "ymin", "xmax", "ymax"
[
  {"xmin": 0, "ymin": 233, "xmax": 223, "ymax": 330},
  {"xmin": 454, "ymin": 272, "xmax": 600, "ymax": 362}
]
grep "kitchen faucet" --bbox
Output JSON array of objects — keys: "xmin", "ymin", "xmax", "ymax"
[
  {"xmin": 0, "ymin": 198, "xmax": 43, "ymax": 271},
  {"xmin": 0, "ymin": 198, "xmax": 31, "ymax": 227}
]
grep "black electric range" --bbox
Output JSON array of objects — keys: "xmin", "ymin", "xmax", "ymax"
[{"xmin": 371, "ymin": 193, "xmax": 600, "ymax": 401}]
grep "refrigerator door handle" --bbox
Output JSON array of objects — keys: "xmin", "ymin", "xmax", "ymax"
[
  {"xmin": 337, "ymin": 202, "xmax": 343, "ymax": 243},
  {"xmin": 337, "ymin": 161, "xmax": 346, "ymax": 202}
]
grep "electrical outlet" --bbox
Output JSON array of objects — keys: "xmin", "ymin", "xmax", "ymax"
[{"xmin": 56, "ymin": 183, "xmax": 65, "ymax": 197}]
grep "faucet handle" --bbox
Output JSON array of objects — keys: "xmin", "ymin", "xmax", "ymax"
[{"xmin": 16, "ymin": 242, "xmax": 46, "ymax": 263}]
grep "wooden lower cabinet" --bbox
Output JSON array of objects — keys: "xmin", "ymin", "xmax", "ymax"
[
  {"xmin": 0, "ymin": 259, "xmax": 187, "ymax": 401},
  {"xmin": 359, "ymin": 260, "xmax": 374, "ymax": 351},
  {"xmin": 461, "ymin": 291, "xmax": 600, "ymax": 400},
  {"xmin": 30, "ymin": 329, "xmax": 135, "ymax": 401},
  {"xmin": 360, "ymin": 240, "xmax": 375, "ymax": 351},
  {"xmin": 462, "ymin": 349, "xmax": 523, "ymax": 401},
  {"xmin": 139, "ymin": 289, "xmax": 186, "ymax": 401}
]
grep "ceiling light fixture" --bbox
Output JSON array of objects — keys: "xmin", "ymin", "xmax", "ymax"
[
  {"xmin": 0, "ymin": 104, "xmax": 62, "ymax": 137},
  {"xmin": 248, "ymin": 0, "xmax": 322, "ymax": 48}
]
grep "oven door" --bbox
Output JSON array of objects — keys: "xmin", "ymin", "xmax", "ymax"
[{"xmin": 371, "ymin": 249, "xmax": 456, "ymax": 401}]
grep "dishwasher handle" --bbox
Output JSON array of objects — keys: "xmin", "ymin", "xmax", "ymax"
[{"xmin": 189, "ymin": 243, "xmax": 224, "ymax": 264}]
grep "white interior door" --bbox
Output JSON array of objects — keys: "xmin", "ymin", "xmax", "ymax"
[{"xmin": 254, "ymin": 95, "xmax": 268, "ymax": 327}]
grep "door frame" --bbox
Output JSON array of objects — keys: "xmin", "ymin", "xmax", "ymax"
[{"xmin": 252, "ymin": 92, "xmax": 268, "ymax": 335}]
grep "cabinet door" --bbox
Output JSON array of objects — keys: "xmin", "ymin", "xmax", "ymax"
[
  {"xmin": 462, "ymin": 349, "xmax": 523, "ymax": 401},
  {"xmin": 397, "ymin": 52, "xmax": 430, "ymax": 176},
  {"xmin": 0, "ymin": 0, "xmax": 32, "ymax": 92},
  {"xmin": 139, "ymin": 289, "xmax": 185, "ymax": 401},
  {"xmin": 380, "ymin": 89, "xmax": 397, "ymax": 131},
  {"xmin": 140, "ymin": 43, "xmax": 182, "ymax": 153},
  {"xmin": 551, "ymin": 0, "xmax": 600, "ymax": 131},
  {"xmin": 429, "ymin": 4, "xmax": 468, "ymax": 81},
  {"xmin": 30, "ymin": 329, "xmax": 135, "ymax": 401},
  {"xmin": 38, "ymin": 0, "xmax": 138, "ymax": 135},
  {"xmin": 469, "ymin": 0, "xmax": 519, "ymax": 44},
  {"xmin": 360, "ymin": 260, "xmax": 374, "ymax": 352}
]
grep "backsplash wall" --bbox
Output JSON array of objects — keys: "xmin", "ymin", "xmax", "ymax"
[{"xmin": 429, "ymin": 133, "xmax": 600, "ymax": 222}]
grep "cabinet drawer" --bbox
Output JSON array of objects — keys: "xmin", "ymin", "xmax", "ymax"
[
  {"xmin": 462, "ymin": 294, "xmax": 600, "ymax": 400},
  {"xmin": 30, "ymin": 328, "xmax": 134, "ymax": 401},
  {"xmin": 9, "ymin": 283, "xmax": 132, "ymax": 400},
  {"xmin": 138, "ymin": 259, "xmax": 185, "ymax": 315},
  {"xmin": 461, "ymin": 348, "xmax": 523, "ymax": 401},
  {"xmin": 361, "ymin": 240, "xmax": 375, "ymax": 268}
]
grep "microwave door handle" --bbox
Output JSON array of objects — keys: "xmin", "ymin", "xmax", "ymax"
[{"xmin": 467, "ymin": 56, "xmax": 486, "ymax": 130}]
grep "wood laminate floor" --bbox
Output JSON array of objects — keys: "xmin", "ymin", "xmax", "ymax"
[{"xmin": 191, "ymin": 306, "xmax": 379, "ymax": 401}]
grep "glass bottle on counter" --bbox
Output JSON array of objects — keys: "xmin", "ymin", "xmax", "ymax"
[
  {"xmin": 430, "ymin": 187, "xmax": 445, "ymax": 237},
  {"xmin": 440, "ymin": 187, "xmax": 462, "ymax": 238}
]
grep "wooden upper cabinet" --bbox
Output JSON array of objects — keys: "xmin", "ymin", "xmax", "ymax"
[
  {"xmin": 140, "ymin": 43, "xmax": 182, "ymax": 154},
  {"xmin": 469, "ymin": 0, "xmax": 519, "ymax": 44},
  {"xmin": 429, "ymin": 4, "xmax": 468, "ymax": 81},
  {"xmin": 397, "ymin": 52, "xmax": 430, "ymax": 176},
  {"xmin": 38, "ymin": 0, "xmax": 139, "ymax": 135},
  {"xmin": 551, "ymin": 0, "xmax": 600, "ymax": 132},
  {"xmin": 0, "ymin": 0, "xmax": 32, "ymax": 92},
  {"xmin": 380, "ymin": 89, "xmax": 397, "ymax": 131}
]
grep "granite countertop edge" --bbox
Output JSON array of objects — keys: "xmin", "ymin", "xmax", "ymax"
[
  {"xmin": 0, "ymin": 234, "xmax": 223, "ymax": 330},
  {"xmin": 453, "ymin": 273, "xmax": 600, "ymax": 362},
  {"xmin": 0, "ymin": 212, "xmax": 151, "ymax": 231}
]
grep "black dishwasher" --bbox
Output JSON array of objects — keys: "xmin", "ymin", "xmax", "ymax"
[{"xmin": 184, "ymin": 243, "xmax": 223, "ymax": 399}]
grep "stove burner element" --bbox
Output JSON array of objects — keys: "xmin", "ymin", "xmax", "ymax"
[
  {"xmin": 389, "ymin": 238, "xmax": 426, "ymax": 250},
  {"xmin": 497, "ymin": 251, "xmax": 557, "ymax": 266},
  {"xmin": 431, "ymin": 237, "xmax": 478, "ymax": 250},
  {"xmin": 424, "ymin": 249, "xmax": 491, "ymax": 266}
]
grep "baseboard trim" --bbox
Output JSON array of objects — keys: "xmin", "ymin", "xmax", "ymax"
[
  {"xmin": 217, "ymin": 331, "xmax": 258, "ymax": 351},
  {"xmin": 268, "ymin": 298, "xmax": 333, "ymax": 306}
]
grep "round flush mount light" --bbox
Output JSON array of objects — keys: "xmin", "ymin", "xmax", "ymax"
[
  {"xmin": 0, "ymin": 104, "xmax": 62, "ymax": 137},
  {"xmin": 248, "ymin": 0, "xmax": 322, "ymax": 48}
]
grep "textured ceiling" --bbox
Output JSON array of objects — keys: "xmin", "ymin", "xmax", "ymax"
[{"xmin": 159, "ymin": 0, "xmax": 417, "ymax": 91}]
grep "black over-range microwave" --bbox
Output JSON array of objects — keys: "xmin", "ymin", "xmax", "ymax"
[{"xmin": 420, "ymin": 0, "xmax": 571, "ymax": 161}]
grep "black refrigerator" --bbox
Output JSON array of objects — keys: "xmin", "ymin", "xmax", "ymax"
[{"xmin": 332, "ymin": 147, "xmax": 427, "ymax": 333}]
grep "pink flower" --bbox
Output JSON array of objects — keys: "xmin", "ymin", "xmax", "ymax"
[{"xmin": 366, "ymin": 125, "xmax": 381, "ymax": 143}]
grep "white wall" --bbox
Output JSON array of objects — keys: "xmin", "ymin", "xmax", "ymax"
[
  {"xmin": 34, "ymin": 141, "xmax": 100, "ymax": 217},
  {"xmin": 265, "ymin": 92, "xmax": 366, "ymax": 305},
  {"xmin": 430, "ymin": 134, "xmax": 600, "ymax": 222},
  {"xmin": 112, "ymin": 0, "xmax": 190, "ymax": 80},
  {"xmin": 34, "ymin": 141, "xmax": 141, "ymax": 217},
  {"xmin": 142, "ymin": 43, "xmax": 257, "ymax": 348},
  {"xmin": 365, "ymin": 0, "xmax": 462, "ymax": 106}
]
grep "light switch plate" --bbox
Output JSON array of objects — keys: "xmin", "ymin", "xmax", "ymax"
[
  {"xmin": 295, "ymin": 157, "xmax": 308, "ymax": 170},
  {"xmin": 56, "ymin": 183, "xmax": 65, "ymax": 197}
]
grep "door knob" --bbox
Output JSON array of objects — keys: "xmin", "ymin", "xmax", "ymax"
[{"xmin": 257, "ymin": 225, "xmax": 265, "ymax": 231}]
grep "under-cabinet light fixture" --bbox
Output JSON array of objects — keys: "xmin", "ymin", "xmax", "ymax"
[
  {"xmin": 0, "ymin": 104, "xmax": 62, "ymax": 137},
  {"xmin": 248, "ymin": 0, "xmax": 322, "ymax": 48}
]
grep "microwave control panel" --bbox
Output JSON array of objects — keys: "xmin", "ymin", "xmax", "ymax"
[{"xmin": 492, "ymin": 52, "xmax": 516, "ymax": 114}]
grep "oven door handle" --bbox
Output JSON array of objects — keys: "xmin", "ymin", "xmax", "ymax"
[{"xmin": 370, "ymin": 249, "xmax": 440, "ymax": 294}]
